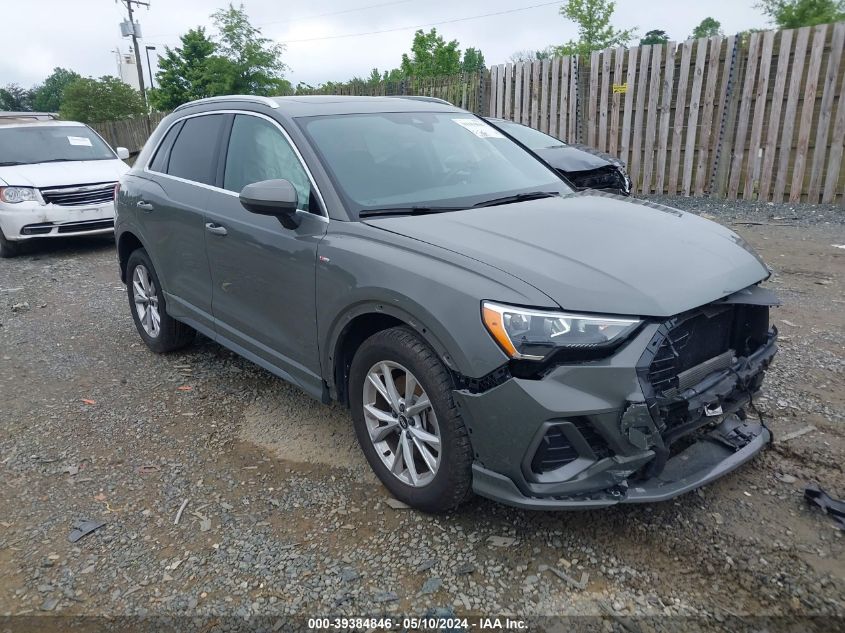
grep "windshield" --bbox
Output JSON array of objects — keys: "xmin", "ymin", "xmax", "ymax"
[
  {"xmin": 0, "ymin": 125, "xmax": 115, "ymax": 165},
  {"xmin": 493, "ymin": 120, "xmax": 567, "ymax": 150},
  {"xmin": 299, "ymin": 112, "xmax": 570, "ymax": 217}
]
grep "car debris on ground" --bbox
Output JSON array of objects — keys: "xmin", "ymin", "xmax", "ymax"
[
  {"xmin": 804, "ymin": 483, "xmax": 845, "ymax": 530},
  {"xmin": 67, "ymin": 519, "xmax": 106, "ymax": 543},
  {"xmin": 777, "ymin": 425, "xmax": 817, "ymax": 443}
]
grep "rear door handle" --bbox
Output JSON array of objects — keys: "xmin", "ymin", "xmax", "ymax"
[
  {"xmin": 205, "ymin": 222, "xmax": 228, "ymax": 236},
  {"xmin": 136, "ymin": 201, "xmax": 154, "ymax": 212}
]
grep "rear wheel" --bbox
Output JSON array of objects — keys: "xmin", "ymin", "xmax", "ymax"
[
  {"xmin": 126, "ymin": 248, "xmax": 194, "ymax": 353},
  {"xmin": 0, "ymin": 229, "xmax": 21, "ymax": 258},
  {"xmin": 349, "ymin": 326, "xmax": 473, "ymax": 512}
]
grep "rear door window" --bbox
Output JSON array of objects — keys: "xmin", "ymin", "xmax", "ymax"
[{"xmin": 166, "ymin": 115, "xmax": 225, "ymax": 185}]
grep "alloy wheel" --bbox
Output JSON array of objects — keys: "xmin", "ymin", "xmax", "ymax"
[
  {"xmin": 132, "ymin": 264, "xmax": 161, "ymax": 338},
  {"xmin": 362, "ymin": 361, "xmax": 441, "ymax": 487}
]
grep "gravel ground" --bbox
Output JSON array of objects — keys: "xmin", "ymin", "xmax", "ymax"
[
  {"xmin": 0, "ymin": 197, "xmax": 843, "ymax": 632},
  {"xmin": 646, "ymin": 195, "xmax": 845, "ymax": 227}
]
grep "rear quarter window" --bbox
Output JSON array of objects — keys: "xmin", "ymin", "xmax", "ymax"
[
  {"xmin": 165, "ymin": 115, "xmax": 225, "ymax": 185},
  {"xmin": 148, "ymin": 121, "xmax": 183, "ymax": 173}
]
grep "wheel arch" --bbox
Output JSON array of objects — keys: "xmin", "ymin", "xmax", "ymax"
[
  {"xmin": 117, "ymin": 230, "xmax": 145, "ymax": 283},
  {"xmin": 327, "ymin": 303, "xmax": 458, "ymax": 407}
]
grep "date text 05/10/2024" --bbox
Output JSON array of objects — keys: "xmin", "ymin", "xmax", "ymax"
[{"xmin": 307, "ymin": 617, "xmax": 527, "ymax": 630}]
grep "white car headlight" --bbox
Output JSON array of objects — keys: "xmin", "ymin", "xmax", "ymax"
[
  {"xmin": 482, "ymin": 301, "xmax": 641, "ymax": 360},
  {"xmin": 0, "ymin": 187, "xmax": 39, "ymax": 204}
]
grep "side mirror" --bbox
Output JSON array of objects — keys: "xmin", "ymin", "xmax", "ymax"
[
  {"xmin": 115, "ymin": 147, "xmax": 130, "ymax": 160},
  {"xmin": 239, "ymin": 179, "xmax": 300, "ymax": 229}
]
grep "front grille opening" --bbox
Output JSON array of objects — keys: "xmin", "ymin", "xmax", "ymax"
[
  {"xmin": 57, "ymin": 219, "xmax": 114, "ymax": 233},
  {"xmin": 40, "ymin": 182, "xmax": 116, "ymax": 207},
  {"xmin": 647, "ymin": 305, "xmax": 770, "ymax": 399},
  {"xmin": 21, "ymin": 219, "xmax": 114, "ymax": 236},
  {"xmin": 531, "ymin": 418, "xmax": 611, "ymax": 473},
  {"xmin": 730, "ymin": 304, "xmax": 770, "ymax": 356},
  {"xmin": 648, "ymin": 308, "xmax": 733, "ymax": 396}
]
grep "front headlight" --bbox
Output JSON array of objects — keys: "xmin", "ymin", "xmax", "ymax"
[
  {"xmin": 482, "ymin": 301, "xmax": 641, "ymax": 360},
  {"xmin": 0, "ymin": 187, "xmax": 39, "ymax": 204}
]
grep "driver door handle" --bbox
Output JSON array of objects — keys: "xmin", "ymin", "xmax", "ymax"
[
  {"xmin": 205, "ymin": 222, "xmax": 228, "ymax": 236},
  {"xmin": 136, "ymin": 201, "xmax": 154, "ymax": 212}
]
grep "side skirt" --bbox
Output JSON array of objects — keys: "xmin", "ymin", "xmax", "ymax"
[{"xmin": 174, "ymin": 312, "xmax": 329, "ymax": 404}]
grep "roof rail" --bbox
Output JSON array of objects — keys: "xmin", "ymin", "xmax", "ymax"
[
  {"xmin": 0, "ymin": 111, "xmax": 59, "ymax": 120},
  {"xmin": 389, "ymin": 96, "xmax": 454, "ymax": 106},
  {"xmin": 173, "ymin": 95, "xmax": 280, "ymax": 112}
]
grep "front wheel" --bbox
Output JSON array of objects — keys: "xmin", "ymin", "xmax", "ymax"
[
  {"xmin": 126, "ymin": 248, "xmax": 195, "ymax": 353},
  {"xmin": 349, "ymin": 326, "xmax": 473, "ymax": 512}
]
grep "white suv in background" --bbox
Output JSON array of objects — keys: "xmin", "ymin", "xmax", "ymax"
[{"xmin": 0, "ymin": 112, "xmax": 131, "ymax": 257}]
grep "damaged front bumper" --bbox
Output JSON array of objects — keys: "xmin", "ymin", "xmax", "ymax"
[
  {"xmin": 471, "ymin": 416, "xmax": 770, "ymax": 509},
  {"xmin": 454, "ymin": 310, "xmax": 777, "ymax": 510}
]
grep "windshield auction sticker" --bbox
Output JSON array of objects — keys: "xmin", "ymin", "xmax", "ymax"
[
  {"xmin": 67, "ymin": 136, "xmax": 93, "ymax": 146},
  {"xmin": 452, "ymin": 118, "xmax": 505, "ymax": 139}
]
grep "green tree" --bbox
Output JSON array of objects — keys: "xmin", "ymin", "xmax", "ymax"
[
  {"xmin": 555, "ymin": 0, "xmax": 637, "ymax": 56},
  {"xmin": 691, "ymin": 17, "xmax": 723, "ymax": 39},
  {"xmin": 640, "ymin": 29, "xmax": 669, "ymax": 45},
  {"xmin": 59, "ymin": 76, "xmax": 145, "ymax": 124},
  {"xmin": 151, "ymin": 4, "xmax": 290, "ymax": 109},
  {"xmin": 0, "ymin": 84, "xmax": 33, "ymax": 111},
  {"xmin": 150, "ymin": 28, "xmax": 217, "ymax": 111},
  {"xmin": 461, "ymin": 47, "xmax": 486, "ymax": 73},
  {"xmin": 31, "ymin": 68, "xmax": 81, "ymax": 112},
  {"xmin": 210, "ymin": 3, "xmax": 290, "ymax": 95},
  {"xmin": 509, "ymin": 48, "xmax": 555, "ymax": 63},
  {"xmin": 758, "ymin": 0, "xmax": 844, "ymax": 27},
  {"xmin": 400, "ymin": 29, "xmax": 462, "ymax": 77},
  {"xmin": 366, "ymin": 68, "xmax": 383, "ymax": 84}
]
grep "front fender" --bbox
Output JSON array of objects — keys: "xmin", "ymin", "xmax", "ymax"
[
  {"xmin": 316, "ymin": 222, "xmax": 556, "ymax": 380},
  {"xmin": 323, "ymin": 298, "xmax": 470, "ymax": 383}
]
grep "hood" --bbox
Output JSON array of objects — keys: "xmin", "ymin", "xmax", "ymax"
[
  {"xmin": 535, "ymin": 144, "xmax": 622, "ymax": 173},
  {"xmin": 0, "ymin": 159, "xmax": 129, "ymax": 188},
  {"xmin": 363, "ymin": 193, "xmax": 769, "ymax": 318}
]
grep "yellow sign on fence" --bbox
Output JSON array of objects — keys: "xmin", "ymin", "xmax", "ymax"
[{"xmin": 612, "ymin": 83, "xmax": 628, "ymax": 94}]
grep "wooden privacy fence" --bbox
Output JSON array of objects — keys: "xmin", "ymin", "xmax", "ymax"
[
  {"xmin": 297, "ymin": 72, "xmax": 488, "ymax": 114},
  {"xmin": 92, "ymin": 111, "xmax": 166, "ymax": 155},
  {"xmin": 488, "ymin": 23, "xmax": 845, "ymax": 204},
  {"xmin": 91, "ymin": 73, "xmax": 487, "ymax": 155}
]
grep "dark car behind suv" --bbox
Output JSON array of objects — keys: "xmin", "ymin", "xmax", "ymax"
[
  {"xmin": 115, "ymin": 95, "xmax": 777, "ymax": 512},
  {"xmin": 486, "ymin": 117, "xmax": 631, "ymax": 195}
]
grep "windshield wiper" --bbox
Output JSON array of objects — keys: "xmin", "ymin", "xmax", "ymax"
[
  {"xmin": 1, "ymin": 158, "xmax": 76, "ymax": 166},
  {"xmin": 359, "ymin": 206, "xmax": 465, "ymax": 218},
  {"xmin": 473, "ymin": 191, "xmax": 559, "ymax": 208}
]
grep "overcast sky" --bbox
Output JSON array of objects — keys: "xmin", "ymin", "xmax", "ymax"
[{"xmin": 3, "ymin": 0, "xmax": 770, "ymax": 89}]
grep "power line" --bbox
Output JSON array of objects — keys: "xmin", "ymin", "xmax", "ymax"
[
  {"xmin": 279, "ymin": 1, "xmax": 563, "ymax": 44},
  {"xmin": 255, "ymin": 0, "xmax": 414, "ymax": 27},
  {"xmin": 144, "ymin": 0, "xmax": 415, "ymax": 40}
]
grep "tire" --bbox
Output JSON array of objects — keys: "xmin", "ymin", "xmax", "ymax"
[
  {"xmin": 349, "ymin": 326, "xmax": 473, "ymax": 512},
  {"xmin": 126, "ymin": 248, "xmax": 194, "ymax": 353},
  {"xmin": 0, "ymin": 228, "xmax": 21, "ymax": 258}
]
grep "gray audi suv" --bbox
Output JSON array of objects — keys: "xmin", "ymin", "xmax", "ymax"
[{"xmin": 115, "ymin": 95, "xmax": 777, "ymax": 512}]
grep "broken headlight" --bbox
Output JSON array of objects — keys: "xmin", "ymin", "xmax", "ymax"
[{"xmin": 482, "ymin": 301, "xmax": 641, "ymax": 360}]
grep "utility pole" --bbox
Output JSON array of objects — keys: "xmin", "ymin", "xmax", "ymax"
[{"xmin": 120, "ymin": 0, "xmax": 150, "ymax": 128}]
